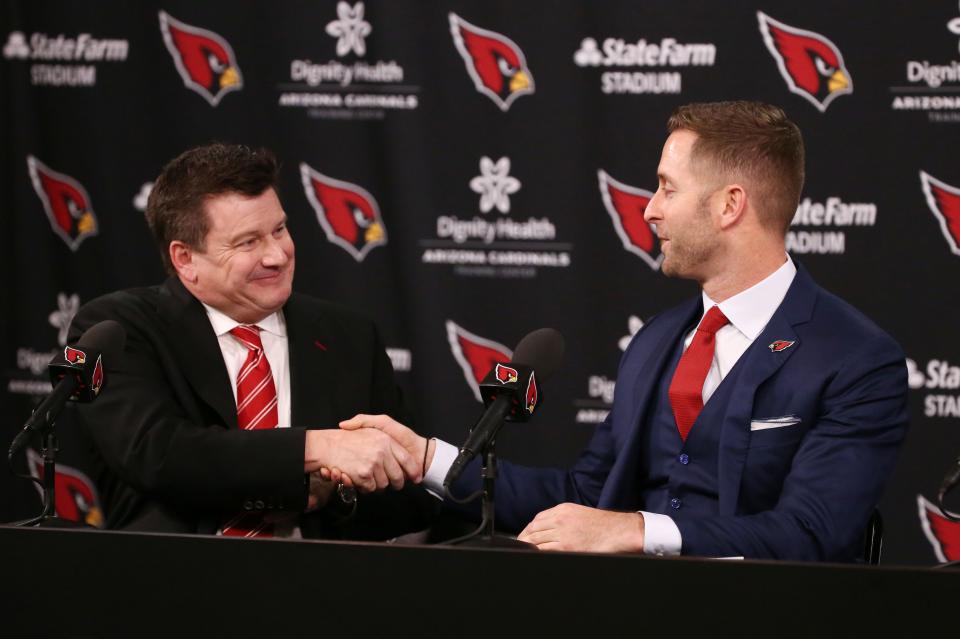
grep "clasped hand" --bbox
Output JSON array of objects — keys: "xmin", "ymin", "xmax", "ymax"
[{"xmin": 304, "ymin": 414, "xmax": 430, "ymax": 495}]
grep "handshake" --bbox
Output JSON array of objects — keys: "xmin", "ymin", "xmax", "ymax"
[{"xmin": 303, "ymin": 414, "xmax": 435, "ymax": 505}]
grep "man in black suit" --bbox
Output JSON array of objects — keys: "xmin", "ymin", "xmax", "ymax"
[{"xmin": 69, "ymin": 143, "xmax": 433, "ymax": 539}]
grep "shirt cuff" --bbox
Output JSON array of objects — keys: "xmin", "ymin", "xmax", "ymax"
[
  {"xmin": 423, "ymin": 438, "xmax": 459, "ymax": 498},
  {"xmin": 640, "ymin": 511, "xmax": 682, "ymax": 556}
]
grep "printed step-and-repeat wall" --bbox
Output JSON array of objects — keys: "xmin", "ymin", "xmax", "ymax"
[{"xmin": 2, "ymin": 1, "xmax": 959, "ymax": 564}]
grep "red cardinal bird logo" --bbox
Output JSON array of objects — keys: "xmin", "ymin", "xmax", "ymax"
[
  {"xmin": 495, "ymin": 363, "xmax": 519, "ymax": 385},
  {"xmin": 525, "ymin": 372, "xmax": 538, "ymax": 414},
  {"xmin": 159, "ymin": 11, "xmax": 243, "ymax": 106},
  {"xmin": 757, "ymin": 12, "xmax": 852, "ymax": 112},
  {"xmin": 918, "ymin": 494, "xmax": 960, "ymax": 562},
  {"xmin": 27, "ymin": 156, "xmax": 97, "ymax": 251},
  {"xmin": 598, "ymin": 170, "xmax": 662, "ymax": 270},
  {"xmin": 768, "ymin": 340, "xmax": 796, "ymax": 353},
  {"xmin": 64, "ymin": 346, "xmax": 87, "ymax": 365},
  {"xmin": 446, "ymin": 320, "xmax": 512, "ymax": 402},
  {"xmin": 920, "ymin": 171, "xmax": 960, "ymax": 256},
  {"xmin": 90, "ymin": 354, "xmax": 104, "ymax": 396},
  {"xmin": 449, "ymin": 13, "xmax": 534, "ymax": 111},
  {"xmin": 27, "ymin": 449, "xmax": 104, "ymax": 527},
  {"xmin": 300, "ymin": 163, "xmax": 387, "ymax": 262}
]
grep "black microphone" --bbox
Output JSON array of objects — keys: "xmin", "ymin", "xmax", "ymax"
[
  {"xmin": 444, "ymin": 328, "xmax": 565, "ymax": 486},
  {"xmin": 9, "ymin": 320, "xmax": 126, "ymax": 456}
]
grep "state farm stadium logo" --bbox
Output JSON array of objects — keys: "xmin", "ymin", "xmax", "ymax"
[
  {"xmin": 920, "ymin": 171, "xmax": 960, "ymax": 256},
  {"xmin": 421, "ymin": 156, "xmax": 570, "ymax": 279},
  {"xmin": 574, "ymin": 316, "xmax": 644, "ymax": 424},
  {"xmin": 907, "ymin": 357, "xmax": 960, "ymax": 418},
  {"xmin": 757, "ymin": 13, "xmax": 852, "ymax": 113},
  {"xmin": 2, "ymin": 29, "xmax": 128, "ymax": 86},
  {"xmin": 890, "ymin": 4, "xmax": 960, "ymax": 123},
  {"xmin": 573, "ymin": 34, "xmax": 716, "ymax": 95},
  {"xmin": 786, "ymin": 193, "xmax": 877, "ymax": 255},
  {"xmin": 280, "ymin": 2, "xmax": 417, "ymax": 120}
]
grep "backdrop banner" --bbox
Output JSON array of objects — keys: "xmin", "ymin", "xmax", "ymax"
[{"xmin": 2, "ymin": 1, "xmax": 958, "ymax": 565}]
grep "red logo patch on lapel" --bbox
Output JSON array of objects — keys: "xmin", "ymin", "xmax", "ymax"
[{"xmin": 768, "ymin": 340, "xmax": 796, "ymax": 353}]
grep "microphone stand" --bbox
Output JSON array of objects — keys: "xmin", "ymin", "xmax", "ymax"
[
  {"xmin": 445, "ymin": 440, "xmax": 532, "ymax": 549},
  {"xmin": 9, "ymin": 412, "xmax": 63, "ymax": 527}
]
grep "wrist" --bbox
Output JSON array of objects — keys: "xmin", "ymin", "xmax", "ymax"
[{"xmin": 422, "ymin": 437, "xmax": 436, "ymax": 474}]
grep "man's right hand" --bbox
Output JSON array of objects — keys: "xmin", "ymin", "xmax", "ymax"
[
  {"xmin": 338, "ymin": 414, "xmax": 435, "ymax": 475},
  {"xmin": 304, "ymin": 428, "xmax": 422, "ymax": 493}
]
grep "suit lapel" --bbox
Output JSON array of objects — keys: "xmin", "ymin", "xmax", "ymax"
[
  {"xmin": 158, "ymin": 278, "xmax": 237, "ymax": 429},
  {"xmin": 717, "ymin": 266, "xmax": 817, "ymax": 515},
  {"xmin": 284, "ymin": 294, "xmax": 336, "ymax": 429}
]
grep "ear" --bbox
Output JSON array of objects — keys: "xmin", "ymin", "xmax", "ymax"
[
  {"xmin": 717, "ymin": 183, "xmax": 748, "ymax": 230},
  {"xmin": 169, "ymin": 241, "xmax": 198, "ymax": 283}
]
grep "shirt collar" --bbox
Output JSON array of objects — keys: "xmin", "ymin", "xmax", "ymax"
[
  {"xmin": 201, "ymin": 303, "xmax": 286, "ymax": 339},
  {"xmin": 700, "ymin": 256, "xmax": 797, "ymax": 340}
]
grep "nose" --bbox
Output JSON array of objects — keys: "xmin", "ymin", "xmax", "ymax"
[
  {"xmin": 644, "ymin": 189, "xmax": 662, "ymax": 225},
  {"xmin": 261, "ymin": 234, "xmax": 291, "ymax": 267}
]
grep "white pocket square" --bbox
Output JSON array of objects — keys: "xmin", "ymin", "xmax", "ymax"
[{"xmin": 750, "ymin": 415, "xmax": 801, "ymax": 431}]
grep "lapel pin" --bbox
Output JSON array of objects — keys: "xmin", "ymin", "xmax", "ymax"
[
  {"xmin": 768, "ymin": 340, "xmax": 795, "ymax": 353},
  {"xmin": 314, "ymin": 340, "xmax": 328, "ymax": 351}
]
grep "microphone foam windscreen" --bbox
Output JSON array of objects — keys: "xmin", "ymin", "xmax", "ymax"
[{"xmin": 512, "ymin": 328, "xmax": 565, "ymax": 382}]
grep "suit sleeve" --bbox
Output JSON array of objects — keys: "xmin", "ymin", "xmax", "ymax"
[
  {"xmin": 676, "ymin": 334, "xmax": 909, "ymax": 561},
  {"xmin": 69, "ymin": 297, "xmax": 307, "ymax": 515}
]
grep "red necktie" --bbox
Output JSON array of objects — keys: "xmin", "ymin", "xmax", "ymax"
[
  {"xmin": 668, "ymin": 306, "xmax": 729, "ymax": 442},
  {"xmin": 221, "ymin": 324, "xmax": 279, "ymax": 537}
]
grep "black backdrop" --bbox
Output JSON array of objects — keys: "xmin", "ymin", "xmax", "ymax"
[{"xmin": 3, "ymin": 1, "xmax": 959, "ymax": 565}]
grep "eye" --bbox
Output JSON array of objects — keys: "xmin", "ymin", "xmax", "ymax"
[
  {"xmin": 497, "ymin": 57, "xmax": 517, "ymax": 77},
  {"xmin": 353, "ymin": 208, "xmax": 370, "ymax": 228},
  {"xmin": 815, "ymin": 57, "xmax": 834, "ymax": 76},
  {"xmin": 208, "ymin": 53, "xmax": 226, "ymax": 73},
  {"xmin": 273, "ymin": 224, "xmax": 287, "ymax": 238}
]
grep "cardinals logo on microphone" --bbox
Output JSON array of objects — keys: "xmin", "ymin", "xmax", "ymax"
[
  {"xmin": 64, "ymin": 346, "xmax": 86, "ymax": 365},
  {"xmin": 449, "ymin": 13, "xmax": 534, "ymax": 111},
  {"xmin": 757, "ymin": 12, "xmax": 852, "ymax": 112},
  {"xmin": 446, "ymin": 321, "xmax": 512, "ymax": 402},
  {"xmin": 598, "ymin": 170, "xmax": 662, "ymax": 270},
  {"xmin": 27, "ymin": 156, "xmax": 98, "ymax": 251},
  {"xmin": 159, "ymin": 11, "xmax": 242, "ymax": 106},
  {"xmin": 920, "ymin": 171, "xmax": 960, "ymax": 256},
  {"xmin": 300, "ymin": 163, "xmax": 387, "ymax": 262}
]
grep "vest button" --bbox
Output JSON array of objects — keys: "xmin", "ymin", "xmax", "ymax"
[
  {"xmin": 670, "ymin": 497, "xmax": 682, "ymax": 509},
  {"xmin": 678, "ymin": 453, "xmax": 689, "ymax": 465}
]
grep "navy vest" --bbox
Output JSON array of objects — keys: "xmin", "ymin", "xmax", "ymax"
[{"xmin": 635, "ymin": 327, "xmax": 749, "ymax": 521}]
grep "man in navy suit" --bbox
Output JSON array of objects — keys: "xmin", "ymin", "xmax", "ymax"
[{"xmin": 343, "ymin": 101, "xmax": 909, "ymax": 560}]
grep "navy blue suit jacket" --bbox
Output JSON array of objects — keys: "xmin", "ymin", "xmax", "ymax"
[{"xmin": 452, "ymin": 266, "xmax": 909, "ymax": 560}]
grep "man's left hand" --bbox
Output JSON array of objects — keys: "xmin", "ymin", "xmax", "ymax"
[{"xmin": 517, "ymin": 503, "xmax": 645, "ymax": 553}]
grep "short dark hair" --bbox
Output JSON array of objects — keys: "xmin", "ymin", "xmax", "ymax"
[
  {"xmin": 145, "ymin": 143, "xmax": 280, "ymax": 274},
  {"xmin": 667, "ymin": 101, "xmax": 805, "ymax": 235}
]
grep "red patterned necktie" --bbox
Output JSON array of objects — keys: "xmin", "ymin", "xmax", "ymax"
[
  {"xmin": 668, "ymin": 306, "xmax": 729, "ymax": 442},
  {"xmin": 221, "ymin": 324, "xmax": 279, "ymax": 538}
]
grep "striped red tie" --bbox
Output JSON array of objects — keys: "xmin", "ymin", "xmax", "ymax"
[
  {"xmin": 221, "ymin": 324, "xmax": 279, "ymax": 538},
  {"xmin": 668, "ymin": 306, "xmax": 729, "ymax": 442}
]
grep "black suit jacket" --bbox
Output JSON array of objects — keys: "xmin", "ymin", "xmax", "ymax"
[{"xmin": 67, "ymin": 277, "xmax": 435, "ymax": 539}]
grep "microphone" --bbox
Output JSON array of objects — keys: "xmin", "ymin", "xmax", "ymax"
[
  {"xmin": 9, "ymin": 320, "xmax": 126, "ymax": 456},
  {"xmin": 444, "ymin": 328, "xmax": 565, "ymax": 486}
]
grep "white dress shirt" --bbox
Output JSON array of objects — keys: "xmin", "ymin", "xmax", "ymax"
[
  {"xmin": 425, "ymin": 257, "xmax": 797, "ymax": 556},
  {"xmin": 203, "ymin": 304, "xmax": 299, "ymax": 536}
]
